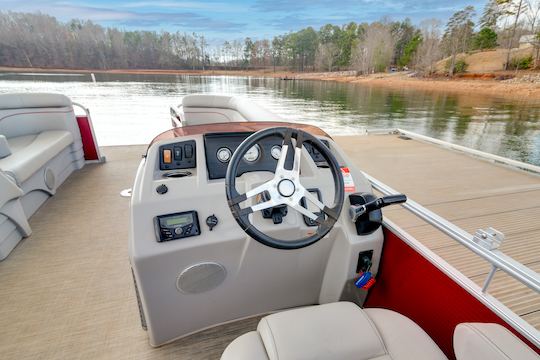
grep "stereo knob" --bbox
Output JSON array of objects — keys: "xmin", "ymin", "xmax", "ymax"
[{"xmin": 174, "ymin": 227, "xmax": 183, "ymax": 235}]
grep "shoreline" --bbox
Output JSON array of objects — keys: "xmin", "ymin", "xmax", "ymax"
[{"xmin": 1, "ymin": 66, "xmax": 540, "ymax": 102}]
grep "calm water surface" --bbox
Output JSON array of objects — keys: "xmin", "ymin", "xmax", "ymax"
[{"xmin": 1, "ymin": 73, "xmax": 539, "ymax": 165}]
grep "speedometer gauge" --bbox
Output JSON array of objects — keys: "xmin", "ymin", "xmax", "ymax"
[
  {"xmin": 270, "ymin": 145, "xmax": 282, "ymax": 160},
  {"xmin": 216, "ymin": 147, "xmax": 232, "ymax": 163},
  {"xmin": 244, "ymin": 145, "xmax": 261, "ymax": 162}
]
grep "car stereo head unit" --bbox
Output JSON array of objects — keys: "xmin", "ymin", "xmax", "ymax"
[{"xmin": 154, "ymin": 211, "xmax": 200, "ymax": 242}]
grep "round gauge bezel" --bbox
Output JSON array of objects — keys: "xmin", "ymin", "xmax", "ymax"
[
  {"xmin": 243, "ymin": 144, "xmax": 261, "ymax": 162},
  {"xmin": 270, "ymin": 145, "xmax": 282, "ymax": 160},
  {"xmin": 216, "ymin": 147, "xmax": 232, "ymax": 163}
]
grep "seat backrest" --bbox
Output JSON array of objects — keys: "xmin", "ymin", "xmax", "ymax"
[
  {"xmin": 454, "ymin": 323, "xmax": 539, "ymax": 360},
  {"xmin": 181, "ymin": 95, "xmax": 283, "ymax": 126},
  {"xmin": 0, "ymin": 93, "xmax": 80, "ymax": 141}
]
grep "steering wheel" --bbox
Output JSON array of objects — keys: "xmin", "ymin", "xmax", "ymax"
[{"xmin": 225, "ymin": 127, "xmax": 345, "ymax": 250}]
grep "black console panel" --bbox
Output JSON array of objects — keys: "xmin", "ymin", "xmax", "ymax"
[
  {"xmin": 204, "ymin": 132, "xmax": 293, "ymax": 180},
  {"xmin": 154, "ymin": 211, "xmax": 201, "ymax": 242},
  {"xmin": 159, "ymin": 140, "xmax": 196, "ymax": 170},
  {"xmin": 204, "ymin": 132, "xmax": 330, "ymax": 180}
]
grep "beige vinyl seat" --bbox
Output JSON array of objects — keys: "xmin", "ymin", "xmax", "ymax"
[
  {"xmin": 0, "ymin": 131, "xmax": 73, "ymax": 184},
  {"xmin": 454, "ymin": 323, "xmax": 539, "ymax": 360},
  {"xmin": 0, "ymin": 93, "xmax": 85, "ymax": 259},
  {"xmin": 221, "ymin": 302, "xmax": 448, "ymax": 360},
  {"xmin": 179, "ymin": 94, "xmax": 284, "ymax": 126}
]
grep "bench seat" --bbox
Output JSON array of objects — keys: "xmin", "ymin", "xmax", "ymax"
[
  {"xmin": 0, "ymin": 93, "xmax": 86, "ymax": 260},
  {"xmin": 0, "ymin": 130, "xmax": 73, "ymax": 184}
]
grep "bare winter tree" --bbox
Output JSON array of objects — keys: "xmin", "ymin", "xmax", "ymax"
[
  {"xmin": 352, "ymin": 22, "xmax": 395, "ymax": 74},
  {"xmin": 415, "ymin": 19, "xmax": 443, "ymax": 75},
  {"xmin": 525, "ymin": 0, "xmax": 540, "ymax": 33},
  {"xmin": 315, "ymin": 43, "xmax": 339, "ymax": 71},
  {"xmin": 442, "ymin": 6, "xmax": 476, "ymax": 76},
  {"xmin": 500, "ymin": 0, "xmax": 525, "ymax": 69}
]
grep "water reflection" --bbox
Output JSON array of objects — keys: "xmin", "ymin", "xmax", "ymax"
[{"xmin": 0, "ymin": 73, "xmax": 539, "ymax": 165}]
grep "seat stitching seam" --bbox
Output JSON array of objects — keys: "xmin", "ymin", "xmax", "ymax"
[
  {"xmin": 0, "ymin": 109, "xmax": 74, "ymax": 122},
  {"xmin": 360, "ymin": 309, "xmax": 389, "ymax": 356},
  {"xmin": 466, "ymin": 324, "xmax": 512, "ymax": 360},
  {"xmin": 262, "ymin": 318, "xmax": 280, "ymax": 360}
]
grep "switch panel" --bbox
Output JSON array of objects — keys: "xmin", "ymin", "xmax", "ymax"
[{"xmin": 159, "ymin": 140, "xmax": 196, "ymax": 170}]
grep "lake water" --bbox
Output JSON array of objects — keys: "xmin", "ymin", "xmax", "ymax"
[{"xmin": 1, "ymin": 72, "xmax": 539, "ymax": 165}]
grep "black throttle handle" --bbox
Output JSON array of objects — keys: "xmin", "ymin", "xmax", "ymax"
[{"xmin": 349, "ymin": 194, "xmax": 407, "ymax": 222}]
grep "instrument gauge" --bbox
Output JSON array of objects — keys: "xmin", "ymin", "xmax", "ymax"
[
  {"xmin": 244, "ymin": 145, "xmax": 261, "ymax": 162},
  {"xmin": 270, "ymin": 145, "xmax": 282, "ymax": 160},
  {"xmin": 216, "ymin": 147, "xmax": 232, "ymax": 163}
]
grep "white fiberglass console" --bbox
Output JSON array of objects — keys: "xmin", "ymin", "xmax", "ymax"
[{"xmin": 129, "ymin": 121, "xmax": 391, "ymax": 346}]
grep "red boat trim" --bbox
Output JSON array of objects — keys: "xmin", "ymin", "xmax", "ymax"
[
  {"xmin": 76, "ymin": 115, "xmax": 100, "ymax": 161},
  {"xmin": 365, "ymin": 227, "xmax": 539, "ymax": 359}
]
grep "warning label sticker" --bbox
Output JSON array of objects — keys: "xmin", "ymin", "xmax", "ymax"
[{"xmin": 341, "ymin": 167, "xmax": 356, "ymax": 192}]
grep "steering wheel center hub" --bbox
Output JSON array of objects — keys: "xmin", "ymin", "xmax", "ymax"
[{"xmin": 278, "ymin": 179, "xmax": 295, "ymax": 197}]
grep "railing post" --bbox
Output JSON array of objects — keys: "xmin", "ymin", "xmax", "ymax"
[{"xmin": 482, "ymin": 265, "xmax": 498, "ymax": 293}]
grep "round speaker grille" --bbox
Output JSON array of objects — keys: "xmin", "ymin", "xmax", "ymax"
[
  {"xmin": 176, "ymin": 262, "xmax": 226, "ymax": 294},
  {"xmin": 44, "ymin": 168, "xmax": 55, "ymax": 190}
]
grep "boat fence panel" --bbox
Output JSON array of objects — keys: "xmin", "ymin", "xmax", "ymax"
[{"xmin": 365, "ymin": 173, "xmax": 540, "ymax": 295}]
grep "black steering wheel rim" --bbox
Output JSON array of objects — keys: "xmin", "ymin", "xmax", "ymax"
[{"xmin": 225, "ymin": 126, "xmax": 345, "ymax": 250}]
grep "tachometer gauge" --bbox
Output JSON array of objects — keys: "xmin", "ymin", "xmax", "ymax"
[
  {"xmin": 270, "ymin": 145, "xmax": 282, "ymax": 160},
  {"xmin": 216, "ymin": 147, "xmax": 232, "ymax": 163},
  {"xmin": 244, "ymin": 145, "xmax": 261, "ymax": 162}
]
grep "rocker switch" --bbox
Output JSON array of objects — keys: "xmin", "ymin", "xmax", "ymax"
[
  {"xmin": 163, "ymin": 149, "xmax": 172, "ymax": 164},
  {"xmin": 184, "ymin": 144, "xmax": 193, "ymax": 158},
  {"xmin": 173, "ymin": 147, "xmax": 182, "ymax": 160}
]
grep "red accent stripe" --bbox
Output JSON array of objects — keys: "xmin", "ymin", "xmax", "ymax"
[
  {"xmin": 76, "ymin": 116, "xmax": 99, "ymax": 161},
  {"xmin": 365, "ymin": 227, "xmax": 539, "ymax": 359}
]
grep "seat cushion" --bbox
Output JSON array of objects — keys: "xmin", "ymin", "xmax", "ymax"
[
  {"xmin": 221, "ymin": 331, "xmax": 269, "ymax": 360},
  {"xmin": 0, "ymin": 130, "xmax": 73, "ymax": 183},
  {"xmin": 221, "ymin": 302, "xmax": 447, "ymax": 360},
  {"xmin": 365, "ymin": 308, "xmax": 448, "ymax": 360},
  {"xmin": 454, "ymin": 323, "xmax": 539, "ymax": 360}
]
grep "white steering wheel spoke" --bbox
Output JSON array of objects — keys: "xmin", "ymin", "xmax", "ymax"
[
  {"xmin": 251, "ymin": 199, "xmax": 280, "ymax": 212},
  {"xmin": 301, "ymin": 186, "xmax": 325, "ymax": 211},
  {"xmin": 292, "ymin": 146, "xmax": 302, "ymax": 177},
  {"xmin": 290, "ymin": 201, "xmax": 319, "ymax": 221},
  {"xmin": 245, "ymin": 181, "xmax": 273, "ymax": 199}
]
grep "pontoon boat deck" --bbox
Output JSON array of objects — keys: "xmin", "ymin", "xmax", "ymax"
[{"xmin": 0, "ymin": 94, "xmax": 538, "ymax": 359}]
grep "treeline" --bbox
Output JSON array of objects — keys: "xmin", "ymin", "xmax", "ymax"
[
  {"xmin": 0, "ymin": 0, "xmax": 539, "ymax": 74},
  {"xmin": 0, "ymin": 12, "xmax": 209, "ymax": 70},
  {"xmin": 233, "ymin": 0, "xmax": 540, "ymax": 75}
]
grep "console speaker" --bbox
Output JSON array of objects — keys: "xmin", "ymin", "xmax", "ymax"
[
  {"xmin": 44, "ymin": 168, "xmax": 55, "ymax": 190},
  {"xmin": 176, "ymin": 262, "xmax": 226, "ymax": 294}
]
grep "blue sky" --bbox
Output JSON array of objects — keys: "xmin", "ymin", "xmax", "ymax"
[{"xmin": 0, "ymin": 0, "xmax": 486, "ymax": 42}]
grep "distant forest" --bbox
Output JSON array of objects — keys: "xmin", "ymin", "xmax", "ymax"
[{"xmin": 0, "ymin": 0, "xmax": 539, "ymax": 75}]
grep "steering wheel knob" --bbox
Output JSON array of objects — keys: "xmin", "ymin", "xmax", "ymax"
[{"xmin": 278, "ymin": 179, "xmax": 295, "ymax": 197}]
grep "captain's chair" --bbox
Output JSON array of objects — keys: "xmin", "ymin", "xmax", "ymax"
[{"xmin": 221, "ymin": 302, "xmax": 448, "ymax": 360}]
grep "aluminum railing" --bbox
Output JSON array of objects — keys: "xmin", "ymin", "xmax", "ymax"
[
  {"xmin": 366, "ymin": 128, "xmax": 540, "ymax": 175},
  {"xmin": 365, "ymin": 173, "xmax": 540, "ymax": 295}
]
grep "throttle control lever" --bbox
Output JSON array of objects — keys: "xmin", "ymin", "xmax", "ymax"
[{"xmin": 349, "ymin": 194, "xmax": 407, "ymax": 222}]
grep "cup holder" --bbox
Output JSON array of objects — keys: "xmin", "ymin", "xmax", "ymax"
[{"xmin": 163, "ymin": 170, "xmax": 192, "ymax": 178}]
